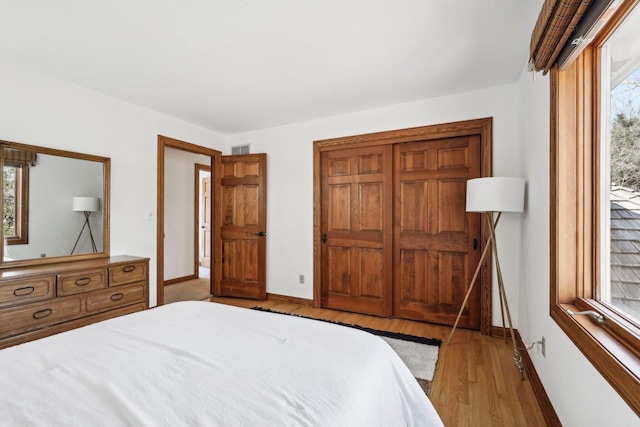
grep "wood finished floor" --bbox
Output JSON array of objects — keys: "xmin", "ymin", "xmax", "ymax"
[
  {"xmin": 167, "ymin": 293, "xmax": 547, "ymax": 426},
  {"xmin": 164, "ymin": 278, "xmax": 212, "ymax": 304}
]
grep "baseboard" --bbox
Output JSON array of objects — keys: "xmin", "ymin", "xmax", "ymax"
[
  {"xmin": 491, "ymin": 325, "xmax": 512, "ymax": 340},
  {"xmin": 266, "ymin": 293, "xmax": 314, "ymax": 306},
  {"xmin": 515, "ymin": 330, "xmax": 562, "ymax": 427},
  {"xmin": 164, "ymin": 274, "xmax": 197, "ymax": 286}
]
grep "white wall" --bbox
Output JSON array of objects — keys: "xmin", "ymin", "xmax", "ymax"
[
  {"xmin": 164, "ymin": 147, "xmax": 210, "ymax": 280},
  {"xmin": 228, "ymin": 84, "xmax": 523, "ymax": 326},
  {"xmin": 0, "ymin": 62, "xmax": 226, "ymax": 306},
  {"xmin": 517, "ymin": 71, "xmax": 640, "ymax": 425}
]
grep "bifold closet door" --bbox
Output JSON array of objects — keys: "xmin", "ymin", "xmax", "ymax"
[
  {"xmin": 320, "ymin": 146, "xmax": 393, "ymax": 316},
  {"xmin": 393, "ymin": 136, "xmax": 482, "ymax": 327}
]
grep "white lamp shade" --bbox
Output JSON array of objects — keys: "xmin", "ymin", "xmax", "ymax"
[
  {"xmin": 466, "ymin": 177, "xmax": 525, "ymax": 213},
  {"xmin": 72, "ymin": 197, "xmax": 100, "ymax": 212}
]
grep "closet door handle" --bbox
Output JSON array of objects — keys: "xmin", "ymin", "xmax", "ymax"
[
  {"xmin": 322, "ymin": 233, "xmax": 327, "ymax": 244},
  {"xmin": 473, "ymin": 238, "xmax": 478, "ymax": 250}
]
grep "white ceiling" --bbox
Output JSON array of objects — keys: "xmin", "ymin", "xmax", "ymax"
[{"xmin": 0, "ymin": 1, "xmax": 541, "ymax": 135}]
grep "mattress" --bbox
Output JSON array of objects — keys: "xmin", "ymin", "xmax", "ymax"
[{"xmin": 0, "ymin": 301, "xmax": 443, "ymax": 426}]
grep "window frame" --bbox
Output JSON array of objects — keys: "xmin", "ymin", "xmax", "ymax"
[
  {"xmin": 551, "ymin": 0, "xmax": 640, "ymax": 415},
  {"xmin": 2, "ymin": 164, "xmax": 29, "ymax": 245}
]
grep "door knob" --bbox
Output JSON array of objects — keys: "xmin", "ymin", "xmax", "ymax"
[{"xmin": 255, "ymin": 231, "xmax": 266, "ymax": 237}]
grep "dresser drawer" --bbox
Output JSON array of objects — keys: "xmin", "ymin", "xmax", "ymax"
[
  {"xmin": 85, "ymin": 283, "xmax": 145, "ymax": 314},
  {"xmin": 109, "ymin": 262, "xmax": 146, "ymax": 287},
  {"xmin": 0, "ymin": 297, "xmax": 82, "ymax": 339},
  {"xmin": 57, "ymin": 269, "xmax": 107, "ymax": 296},
  {"xmin": 0, "ymin": 276, "xmax": 55, "ymax": 308}
]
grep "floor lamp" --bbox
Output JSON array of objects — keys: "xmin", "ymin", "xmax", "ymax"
[
  {"xmin": 71, "ymin": 196, "xmax": 100, "ymax": 254},
  {"xmin": 447, "ymin": 177, "xmax": 526, "ymax": 379}
]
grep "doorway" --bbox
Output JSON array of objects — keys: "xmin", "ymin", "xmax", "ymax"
[
  {"xmin": 313, "ymin": 118, "xmax": 493, "ymax": 334},
  {"xmin": 195, "ymin": 163, "xmax": 212, "ymax": 277},
  {"xmin": 157, "ymin": 135, "xmax": 221, "ymax": 306}
]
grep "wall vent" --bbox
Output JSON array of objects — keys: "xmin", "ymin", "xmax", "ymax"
[{"xmin": 231, "ymin": 144, "xmax": 250, "ymax": 155}]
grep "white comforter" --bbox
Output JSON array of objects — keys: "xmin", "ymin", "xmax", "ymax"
[{"xmin": 0, "ymin": 301, "xmax": 443, "ymax": 426}]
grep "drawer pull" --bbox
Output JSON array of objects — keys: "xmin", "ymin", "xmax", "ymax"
[
  {"xmin": 74, "ymin": 277, "xmax": 92, "ymax": 286},
  {"xmin": 122, "ymin": 266, "xmax": 136, "ymax": 273},
  {"xmin": 33, "ymin": 308, "xmax": 53, "ymax": 319},
  {"xmin": 110, "ymin": 293, "xmax": 125, "ymax": 301},
  {"xmin": 14, "ymin": 286, "xmax": 35, "ymax": 296}
]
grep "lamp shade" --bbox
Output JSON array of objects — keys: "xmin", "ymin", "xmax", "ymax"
[
  {"xmin": 72, "ymin": 197, "xmax": 100, "ymax": 212},
  {"xmin": 466, "ymin": 177, "xmax": 525, "ymax": 213}
]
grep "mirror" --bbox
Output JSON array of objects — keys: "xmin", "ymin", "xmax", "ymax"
[{"xmin": 1, "ymin": 140, "xmax": 110, "ymax": 268}]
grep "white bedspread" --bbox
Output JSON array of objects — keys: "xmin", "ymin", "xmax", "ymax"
[{"xmin": 0, "ymin": 301, "xmax": 443, "ymax": 426}]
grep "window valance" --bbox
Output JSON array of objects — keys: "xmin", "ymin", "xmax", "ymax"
[
  {"xmin": 529, "ymin": 0, "xmax": 593, "ymax": 74},
  {"xmin": 3, "ymin": 148, "xmax": 37, "ymax": 167},
  {"xmin": 529, "ymin": 0, "xmax": 622, "ymax": 73}
]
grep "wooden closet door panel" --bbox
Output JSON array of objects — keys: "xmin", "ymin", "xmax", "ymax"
[
  {"xmin": 394, "ymin": 136, "xmax": 481, "ymax": 327},
  {"xmin": 321, "ymin": 146, "xmax": 392, "ymax": 316}
]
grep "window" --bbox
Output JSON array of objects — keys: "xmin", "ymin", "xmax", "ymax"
[
  {"xmin": 601, "ymin": 5, "xmax": 640, "ymax": 326},
  {"xmin": 551, "ymin": 0, "xmax": 640, "ymax": 415},
  {"xmin": 2, "ymin": 148, "xmax": 32, "ymax": 246}
]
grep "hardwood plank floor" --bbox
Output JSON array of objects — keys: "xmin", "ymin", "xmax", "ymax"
[
  {"xmin": 205, "ymin": 296, "xmax": 547, "ymax": 426},
  {"xmin": 164, "ymin": 278, "xmax": 212, "ymax": 304}
]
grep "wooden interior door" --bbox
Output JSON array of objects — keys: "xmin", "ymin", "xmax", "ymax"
[
  {"xmin": 216, "ymin": 154, "xmax": 267, "ymax": 300},
  {"xmin": 320, "ymin": 146, "xmax": 393, "ymax": 316},
  {"xmin": 393, "ymin": 136, "xmax": 481, "ymax": 327},
  {"xmin": 200, "ymin": 176, "xmax": 211, "ymax": 268}
]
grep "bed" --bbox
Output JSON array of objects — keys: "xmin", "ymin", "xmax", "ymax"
[{"xmin": 0, "ymin": 301, "xmax": 443, "ymax": 426}]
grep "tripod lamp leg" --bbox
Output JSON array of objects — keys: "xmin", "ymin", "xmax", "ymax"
[{"xmin": 447, "ymin": 236, "xmax": 492, "ymax": 345}]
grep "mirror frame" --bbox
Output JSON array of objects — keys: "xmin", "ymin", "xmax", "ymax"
[{"xmin": 0, "ymin": 139, "xmax": 110, "ymax": 269}]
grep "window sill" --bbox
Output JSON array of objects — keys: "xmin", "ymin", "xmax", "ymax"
[
  {"xmin": 551, "ymin": 303, "xmax": 640, "ymax": 416},
  {"xmin": 5, "ymin": 237, "xmax": 27, "ymax": 245}
]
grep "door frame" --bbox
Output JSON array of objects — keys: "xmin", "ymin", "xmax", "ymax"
[
  {"xmin": 157, "ymin": 135, "xmax": 222, "ymax": 306},
  {"xmin": 194, "ymin": 163, "xmax": 212, "ymax": 276},
  {"xmin": 312, "ymin": 118, "xmax": 493, "ymax": 335}
]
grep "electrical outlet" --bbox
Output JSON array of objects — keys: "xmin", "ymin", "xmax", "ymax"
[
  {"xmin": 541, "ymin": 336, "xmax": 546, "ymax": 357},
  {"xmin": 299, "ymin": 274, "xmax": 304, "ymax": 284}
]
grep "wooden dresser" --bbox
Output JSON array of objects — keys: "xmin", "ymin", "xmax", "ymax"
[{"xmin": 0, "ymin": 255, "xmax": 149, "ymax": 349}]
